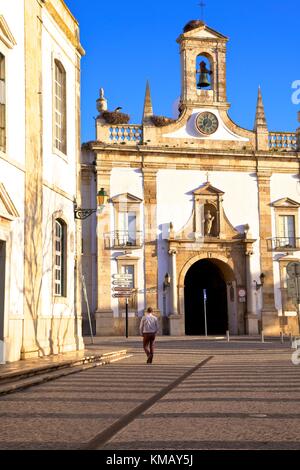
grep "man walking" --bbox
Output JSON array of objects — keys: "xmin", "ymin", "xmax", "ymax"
[{"xmin": 139, "ymin": 307, "xmax": 159, "ymax": 364}]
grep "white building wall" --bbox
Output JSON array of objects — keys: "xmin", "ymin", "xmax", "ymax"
[
  {"xmin": 42, "ymin": 8, "xmax": 77, "ymax": 195},
  {"xmin": 40, "ymin": 7, "xmax": 79, "ymax": 325},
  {"xmin": 0, "ymin": 1, "xmax": 25, "ymax": 362},
  {"xmin": 42, "ymin": 187, "xmax": 75, "ymax": 318},
  {"xmin": 110, "ymin": 168, "xmax": 145, "ymax": 317},
  {"xmin": 270, "ymin": 174, "xmax": 300, "ymax": 314}
]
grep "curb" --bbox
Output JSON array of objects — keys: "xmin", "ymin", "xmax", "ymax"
[{"xmin": 0, "ymin": 350, "xmax": 131, "ymax": 396}]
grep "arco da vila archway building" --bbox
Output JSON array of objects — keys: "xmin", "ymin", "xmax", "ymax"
[{"xmin": 81, "ymin": 20, "xmax": 300, "ymax": 337}]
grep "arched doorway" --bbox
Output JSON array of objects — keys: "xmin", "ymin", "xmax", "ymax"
[{"xmin": 185, "ymin": 259, "xmax": 228, "ymax": 335}]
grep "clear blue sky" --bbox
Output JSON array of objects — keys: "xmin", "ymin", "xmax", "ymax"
[{"xmin": 65, "ymin": 0, "xmax": 299, "ymax": 143}]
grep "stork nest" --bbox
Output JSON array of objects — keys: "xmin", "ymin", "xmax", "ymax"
[
  {"xmin": 151, "ymin": 115, "xmax": 176, "ymax": 127},
  {"xmin": 101, "ymin": 111, "xmax": 130, "ymax": 125}
]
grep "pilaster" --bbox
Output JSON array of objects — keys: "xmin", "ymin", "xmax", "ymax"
[
  {"xmin": 95, "ymin": 163, "xmax": 114, "ymax": 335},
  {"xmin": 143, "ymin": 169, "xmax": 160, "ymax": 315},
  {"xmin": 22, "ymin": 0, "xmax": 43, "ymax": 358},
  {"xmin": 257, "ymin": 171, "xmax": 279, "ymax": 333},
  {"xmin": 245, "ymin": 249, "xmax": 259, "ymax": 334}
]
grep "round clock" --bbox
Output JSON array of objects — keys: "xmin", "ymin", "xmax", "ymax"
[{"xmin": 196, "ymin": 112, "xmax": 219, "ymax": 135}]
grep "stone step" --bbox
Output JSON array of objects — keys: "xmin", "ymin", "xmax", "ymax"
[{"xmin": 0, "ymin": 350, "xmax": 130, "ymax": 396}]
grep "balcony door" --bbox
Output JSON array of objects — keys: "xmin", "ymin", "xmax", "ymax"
[
  {"xmin": 278, "ymin": 215, "xmax": 295, "ymax": 247},
  {"xmin": 118, "ymin": 211, "xmax": 137, "ymax": 246}
]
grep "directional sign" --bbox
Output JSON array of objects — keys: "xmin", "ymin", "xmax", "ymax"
[
  {"xmin": 287, "ymin": 262, "xmax": 300, "ymax": 279},
  {"xmin": 113, "ymin": 287, "xmax": 132, "ymax": 293},
  {"xmin": 113, "ymin": 274, "xmax": 133, "ymax": 280},
  {"xmin": 113, "ymin": 294, "xmax": 132, "ymax": 298},
  {"xmin": 112, "ymin": 281, "xmax": 133, "ymax": 286}
]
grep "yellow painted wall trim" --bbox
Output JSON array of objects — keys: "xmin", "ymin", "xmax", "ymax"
[
  {"xmin": 43, "ymin": 179, "xmax": 74, "ymax": 202},
  {"xmin": 44, "ymin": 1, "xmax": 85, "ymax": 56},
  {"xmin": 0, "ymin": 151, "xmax": 25, "ymax": 172},
  {"xmin": 0, "ymin": 15, "xmax": 17, "ymax": 49}
]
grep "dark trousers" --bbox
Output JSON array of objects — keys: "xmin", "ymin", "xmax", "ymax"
[{"xmin": 143, "ymin": 333, "xmax": 156, "ymax": 358}]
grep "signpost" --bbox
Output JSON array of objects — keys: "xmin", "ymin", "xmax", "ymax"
[
  {"xmin": 203, "ymin": 289, "xmax": 208, "ymax": 337},
  {"xmin": 286, "ymin": 262, "xmax": 300, "ymax": 332},
  {"xmin": 112, "ymin": 274, "xmax": 133, "ymax": 338}
]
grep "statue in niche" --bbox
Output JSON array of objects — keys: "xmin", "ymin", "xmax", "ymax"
[{"xmin": 204, "ymin": 210, "xmax": 215, "ymax": 236}]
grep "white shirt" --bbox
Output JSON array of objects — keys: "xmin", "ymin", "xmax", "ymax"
[{"xmin": 139, "ymin": 313, "xmax": 159, "ymax": 335}]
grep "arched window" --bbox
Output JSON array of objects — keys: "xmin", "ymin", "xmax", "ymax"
[
  {"xmin": 0, "ymin": 53, "xmax": 5, "ymax": 152},
  {"xmin": 54, "ymin": 219, "xmax": 67, "ymax": 296},
  {"xmin": 54, "ymin": 60, "xmax": 67, "ymax": 154}
]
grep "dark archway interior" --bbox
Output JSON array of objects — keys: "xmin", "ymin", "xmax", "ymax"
[{"xmin": 184, "ymin": 259, "xmax": 228, "ymax": 335}]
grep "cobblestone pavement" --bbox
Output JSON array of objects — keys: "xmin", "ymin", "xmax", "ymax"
[{"xmin": 0, "ymin": 338, "xmax": 299, "ymax": 450}]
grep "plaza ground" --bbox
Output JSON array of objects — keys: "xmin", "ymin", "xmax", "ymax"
[{"xmin": 0, "ymin": 336, "xmax": 299, "ymax": 450}]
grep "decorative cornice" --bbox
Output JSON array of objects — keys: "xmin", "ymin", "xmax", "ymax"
[
  {"xmin": 0, "ymin": 15, "xmax": 17, "ymax": 49},
  {"xmin": 43, "ymin": 1, "xmax": 85, "ymax": 56},
  {"xmin": 0, "ymin": 182, "xmax": 19, "ymax": 219}
]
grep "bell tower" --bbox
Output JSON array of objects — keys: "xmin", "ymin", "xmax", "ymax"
[{"xmin": 177, "ymin": 20, "xmax": 229, "ymax": 109}]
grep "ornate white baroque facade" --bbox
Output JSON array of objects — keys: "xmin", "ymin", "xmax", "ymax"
[
  {"xmin": 82, "ymin": 21, "xmax": 300, "ymax": 337},
  {"xmin": 0, "ymin": 0, "xmax": 84, "ymax": 363}
]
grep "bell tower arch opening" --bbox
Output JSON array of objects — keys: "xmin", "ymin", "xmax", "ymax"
[
  {"xmin": 179, "ymin": 21, "xmax": 229, "ymax": 108},
  {"xmin": 196, "ymin": 54, "xmax": 213, "ymax": 90},
  {"xmin": 184, "ymin": 258, "xmax": 235, "ymax": 336}
]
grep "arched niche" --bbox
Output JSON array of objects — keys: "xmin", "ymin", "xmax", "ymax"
[{"xmin": 196, "ymin": 53, "xmax": 213, "ymax": 91}]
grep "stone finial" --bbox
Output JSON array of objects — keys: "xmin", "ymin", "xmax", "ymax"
[
  {"xmin": 254, "ymin": 87, "xmax": 269, "ymax": 151},
  {"xmin": 96, "ymin": 88, "xmax": 108, "ymax": 112},
  {"xmin": 143, "ymin": 81, "xmax": 153, "ymax": 124},
  {"xmin": 254, "ymin": 86, "xmax": 267, "ymax": 131}
]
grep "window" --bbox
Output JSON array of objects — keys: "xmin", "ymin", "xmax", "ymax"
[
  {"xmin": 0, "ymin": 53, "xmax": 5, "ymax": 152},
  {"xmin": 54, "ymin": 60, "xmax": 66, "ymax": 154},
  {"xmin": 54, "ymin": 219, "xmax": 67, "ymax": 296},
  {"xmin": 278, "ymin": 215, "xmax": 295, "ymax": 247}
]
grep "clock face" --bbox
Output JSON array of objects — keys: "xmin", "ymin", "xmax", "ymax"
[{"xmin": 196, "ymin": 112, "xmax": 219, "ymax": 135}]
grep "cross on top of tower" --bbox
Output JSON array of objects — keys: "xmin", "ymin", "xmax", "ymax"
[{"xmin": 198, "ymin": 1, "xmax": 206, "ymax": 21}]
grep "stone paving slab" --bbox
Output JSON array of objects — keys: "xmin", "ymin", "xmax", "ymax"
[{"xmin": 0, "ymin": 339, "xmax": 298, "ymax": 450}]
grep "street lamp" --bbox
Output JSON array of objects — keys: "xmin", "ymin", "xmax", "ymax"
[
  {"xmin": 254, "ymin": 273, "xmax": 265, "ymax": 291},
  {"xmin": 163, "ymin": 273, "xmax": 171, "ymax": 290},
  {"xmin": 74, "ymin": 188, "xmax": 109, "ymax": 220}
]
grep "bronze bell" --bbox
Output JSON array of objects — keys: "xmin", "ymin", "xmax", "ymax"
[{"xmin": 197, "ymin": 61, "xmax": 212, "ymax": 88}]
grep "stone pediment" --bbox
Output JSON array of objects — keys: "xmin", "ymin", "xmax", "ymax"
[
  {"xmin": 271, "ymin": 197, "xmax": 300, "ymax": 208},
  {"xmin": 181, "ymin": 24, "xmax": 228, "ymax": 41},
  {"xmin": 0, "ymin": 183, "xmax": 19, "ymax": 221},
  {"xmin": 193, "ymin": 182, "xmax": 224, "ymax": 196},
  {"xmin": 111, "ymin": 193, "xmax": 143, "ymax": 204},
  {"xmin": 0, "ymin": 16, "xmax": 17, "ymax": 49},
  {"xmin": 169, "ymin": 181, "xmax": 241, "ymax": 242}
]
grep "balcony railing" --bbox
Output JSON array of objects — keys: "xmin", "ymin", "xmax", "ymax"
[
  {"xmin": 267, "ymin": 237, "xmax": 300, "ymax": 251},
  {"xmin": 104, "ymin": 231, "xmax": 143, "ymax": 249},
  {"xmin": 269, "ymin": 132, "xmax": 297, "ymax": 151},
  {"xmin": 109, "ymin": 126, "xmax": 142, "ymax": 143}
]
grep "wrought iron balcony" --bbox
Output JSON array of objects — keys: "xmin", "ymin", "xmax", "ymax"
[
  {"xmin": 267, "ymin": 237, "xmax": 300, "ymax": 251},
  {"xmin": 104, "ymin": 231, "xmax": 143, "ymax": 249}
]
